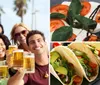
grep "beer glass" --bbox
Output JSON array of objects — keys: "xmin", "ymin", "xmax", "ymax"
[
  {"xmin": 24, "ymin": 52, "xmax": 35, "ymax": 73},
  {"xmin": 13, "ymin": 49, "xmax": 24, "ymax": 69},
  {"xmin": 0, "ymin": 60, "xmax": 9, "ymax": 79},
  {"xmin": 8, "ymin": 45, "xmax": 18, "ymax": 65},
  {"xmin": 8, "ymin": 45, "xmax": 17, "ymax": 53}
]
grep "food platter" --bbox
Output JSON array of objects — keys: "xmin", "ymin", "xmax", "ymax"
[
  {"xmin": 62, "ymin": 1, "xmax": 100, "ymax": 41},
  {"xmin": 50, "ymin": 42, "xmax": 100, "ymax": 85},
  {"xmin": 50, "ymin": 1, "xmax": 100, "ymax": 41}
]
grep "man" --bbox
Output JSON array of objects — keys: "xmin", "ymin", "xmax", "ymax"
[{"xmin": 8, "ymin": 30, "xmax": 49, "ymax": 85}]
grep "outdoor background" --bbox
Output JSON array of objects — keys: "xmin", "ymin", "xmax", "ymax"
[{"xmin": 0, "ymin": 0, "xmax": 50, "ymax": 43}]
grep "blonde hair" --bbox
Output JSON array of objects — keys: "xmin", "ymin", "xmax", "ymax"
[{"xmin": 11, "ymin": 23, "xmax": 31, "ymax": 44}]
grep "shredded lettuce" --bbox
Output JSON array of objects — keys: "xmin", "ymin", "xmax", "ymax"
[
  {"xmin": 79, "ymin": 58, "xmax": 92, "ymax": 77},
  {"xmin": 73, "ymin": 49, "xmax": 90, "ymax": 61}
]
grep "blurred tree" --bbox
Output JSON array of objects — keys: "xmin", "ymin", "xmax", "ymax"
[
  {"xmin": 0, "ymin": 6, "xmax": 5, "ymax": 24},
  {"xmin": 13, "ymin": 0, "xmax": 30, "ymax": 22}
]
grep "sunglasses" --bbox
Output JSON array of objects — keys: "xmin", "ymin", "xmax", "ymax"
[{"xmin": 14, "ymin": 30, "xmax": 27, "ymax": 38}]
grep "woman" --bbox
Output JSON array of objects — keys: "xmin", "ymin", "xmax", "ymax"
[
  {"xmin": 10, "ymin": 23, "xmax": 31, "ymax": 51},
  {"xmin": 0, "ymin": 34, "xmax": 10, "ymax": 60},
  {"xmin": 0, "ymin": 34, "xmax": 11, "ymax": 85},
  {"xmin": 7, "ymin": 23, "xmax": 31, "ymax": 79}
]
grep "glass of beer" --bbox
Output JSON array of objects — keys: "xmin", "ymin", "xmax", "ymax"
[
  {"xmin": 13, "ymin": 49, "xmax": 24, "ymax": 69},
  {"xmin": 0, "ymin": 60, "xmax": 9, "ymax": 79},
  {"xmin": 8, "ymin": 45, "xmax": 18, "ymax": 53},
  {"xmin": 24, "ymin": 52, "xmax": 35, "ymax": 73},
  {"xmin": 8, "ymin": 45, "xmax": 18, "ymax": 65}
]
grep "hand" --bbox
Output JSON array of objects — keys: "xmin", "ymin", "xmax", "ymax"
[
  {"xmin": 7, "ymin": 68, "xmax": 25, "ymax": 85},
  {"xmin": 17, "ymin": 68, "xmax": 25, "ymax": 78}
]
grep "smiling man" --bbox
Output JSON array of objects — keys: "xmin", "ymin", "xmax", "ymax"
[{"xmin": 8, "ymin": 30, "xmax": 49, "ymax": 85}]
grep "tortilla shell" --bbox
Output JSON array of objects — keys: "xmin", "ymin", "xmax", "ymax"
[
  {"xmin": 50, "ymin": 46, "xmax": 83, "ymax": 85},
  {"xmin": 84, "ymin": 42, "xmax": 100, "ymax": 65},
  {"xmin": 68, "ymin": 42, "xmax": 99, "ymax": 82}
]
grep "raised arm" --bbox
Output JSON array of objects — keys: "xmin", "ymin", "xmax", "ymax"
[{"xmin": 7, "ymin": 68, "xmax": 25, "ymax": 85}]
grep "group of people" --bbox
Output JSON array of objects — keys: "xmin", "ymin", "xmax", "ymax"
[{"xmin": 0, "ymin": 23, "xmax": 49, "ymax": 85}]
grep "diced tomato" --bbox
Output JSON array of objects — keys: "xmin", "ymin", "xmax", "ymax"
[
  {"xmin": 60, "ymin": 74, "xmax": 65, "ymax": 79},
  {"xmin": 97, "ymin": 50, "xmax": 100, "ymax": 56},
  {"xmin": 50, "ymin": 4, "xmax": 69, "ymax": 16},
  {"xmin": 84, "ymin": 60, "xmax": 88, "ymax": 64},
  {"xmin": 88, "ymin": 35, "xmax": 98, "ymax": 41},
  {"xmin": 84, "ymin": 35, "xmax": 98, "ymax": 41},
  {"xmin": 80, "ymin": 1, "xmax": 91, "ymax": 16},
  {"xmin": 88, "ymin": 69, "xmax": 93, "ymax": 73},
  {"xmin": 52, "ymin": 42, "xmax": 61, "ymax": 48},
  {"xmin": 50, "ymin": 19, "xmax": 65, "ymax": 32},
  {"xmin": 67, "ymin": 34, "xmax": 76, "ymax": 41},
  {"xmin": 95, "ymin": 11, "xmax": 100, "ymax": 23},
  {"xmin": 89, "ymin": 62, "xmax": 97, "ymax": 68},
  {"xmin": 68, "ymin": 63, "xmax": 74, "ymax": 68},
  {"xmin": 73, "ymin": 75, "xmax": 82, "ymax": 84},
  {"xmin": 77, "ymin": 56, "xmax": 82, "ymax": 58}
]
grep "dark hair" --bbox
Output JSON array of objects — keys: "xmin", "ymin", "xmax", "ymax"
[
  {"xmin": 0, "ymin": 24, "xmax": 4, "ymax": 34},
  {"xmin": 0, "ymin": 34, "xmax": 11, "ymax": 59},
  {"xmin": 26, "ymin": 30, "xmax": 45, "ymax": 45}
]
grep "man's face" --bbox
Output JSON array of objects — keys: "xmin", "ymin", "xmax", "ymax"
[{"xmin": 28, "ymin": 34, "xmax": 46, "ymax": 55}]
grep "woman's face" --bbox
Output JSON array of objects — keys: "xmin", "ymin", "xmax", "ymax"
[
  {"xmin": 14, "ymin": 26, "xmax": 29, "ymax": 44},
  {"xmin": 0, "ymin": 38, "xmax": 6, "ymax": 59}
]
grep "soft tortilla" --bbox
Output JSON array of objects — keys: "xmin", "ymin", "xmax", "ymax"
[
  {"xmin": 68, "ymin": 42, "xmax": 99, "ymax": 82},
  {"xmin": 50, "ymin": 46, "xmax": 83, "ymax": 85},
  {"xmin": 84, "ymin": 42, "xmax": 100, "ymax": 65}
]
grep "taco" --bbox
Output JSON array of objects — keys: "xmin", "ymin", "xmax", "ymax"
[
  {"xmin": 85, "ymin": 42, "xmax": 100, "ymax": 65},
  {"xmin": 68, "ymin": 42, "xmax": 99, "ymax": 82},
  {"xmin": 50, "ymin": 46, "xmax": 83, "ymax": 85}
]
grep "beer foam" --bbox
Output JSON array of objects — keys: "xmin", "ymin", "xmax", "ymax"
[
  {"xmin": 24, "ymin": 53, "xmax": 34, "ymax": 58},
  {"xmin": 0, "ymin": 65, "xmax": 8, "ymax": 67},
  {"xmin": 9, "ymin": 45, "xmax": 17, "ymax": 48},
  {"xmin": 13, "ymin": 49, "xmax": 23, "ymax": 53}
]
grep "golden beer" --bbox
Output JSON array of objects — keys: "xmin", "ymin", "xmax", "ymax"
[
  {"xmin": 13, "ymin": 49, "xmax": 23, "ymax": 69},
  {"xmin": 0, "ymin": 65, "xmax": 8, "ymax": 79},
  {"xmin": 24, "ymin": 53, "xmax": 35, "ymax": 73},
  {"xmin": 0, "ymin": 61, "xmax": 9, "ymax": 79},
  {"xmin": 8, "ymin": 45, "xmax": 18, "ymax": 65},
  {"xmin": 9, "ymin": 45, "xmax": 18, "ymax": 54}
]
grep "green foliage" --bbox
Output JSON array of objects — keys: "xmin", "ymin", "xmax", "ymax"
[
  {"xmin": 13, "ymin": 0, "xmax": 30, "ymax": 22},
  {"xmin": 50, "ymin": 13, "xmax": 66, "ymax": 19},
  {"xmin": 52, "ymin": 26, "xmax": 73, "ymax": 41},
  {"xmin": 66, "ymin": 0, "xmax": 97, "ymax": 31}
]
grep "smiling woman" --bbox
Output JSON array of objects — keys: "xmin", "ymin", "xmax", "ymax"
[
  {"xmin": 0, "ymin": 34, "xmax": 11, "ymax": 60},
  {"xmin": 10, "ymin": 23, "xmax": 31, "ymax": 51},
  {"xmin": 0, "ymin": 34, "xmax": 11, "ymax": 85}
]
